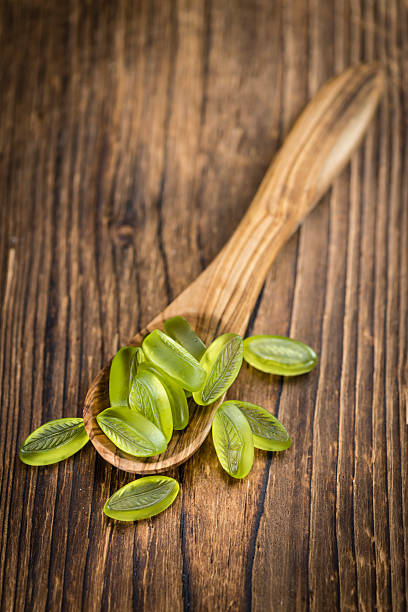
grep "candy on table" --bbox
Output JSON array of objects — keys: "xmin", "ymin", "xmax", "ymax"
[
  {"xmin": 19, "ymin": 418, "xmax": 89, "ymax": 466},
  {"xmin": 243, "ymin": 335, "xmax": 317, "ymax": 376},
  {"xmin": 223, "ymin": 400, "xmax": 292, "ymax": 451},
  {"xmin": 104, "ymin": 476, "xmax": 180, "ymax": 521},
  {"xmin": 212, "ymin": 402, "xmax": 254, "ymax": 479}
]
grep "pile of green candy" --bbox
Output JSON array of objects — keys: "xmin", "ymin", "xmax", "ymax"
[{"xmin": 20, "ymin": 316, "xmax": 318, "ymax": 521}]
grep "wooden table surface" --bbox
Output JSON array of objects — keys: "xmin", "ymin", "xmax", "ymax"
[{"xmin": 1, "ymin": 1, "xmax": 407, "ymax": 610}]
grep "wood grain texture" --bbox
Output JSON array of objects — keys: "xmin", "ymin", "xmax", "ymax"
[
  {"xmin": 83, "ymin": 63, "xmax": 384, "ymax": 475},
  {"xmin": 0, "ymin": 1, "xmax": 407, "ymax": 610}
]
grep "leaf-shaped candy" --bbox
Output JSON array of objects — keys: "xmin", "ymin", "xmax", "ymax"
[
  {"xmin": 97, "ymin": 407, "xmax": 167, "ymax": 457},
  {"xmin": 212, "ymin": 402, "xmax": 254, "ymax": 479},
  {"xmin": 20, "ymin": 418, "xmax": 89, "ymax": 466},
  {"xmin": 243, "ymin": 335, "xmax": 317, "ymax": 376},
  {"xmin": 142, "ymin": 329, "xmax": 206, "ymax": 392},
  {"xmin": 163, "ymin": 316, "xmax": 206, "ymax": 360},
  {"xmin": 104, "ymin": 476, "xmax": 179, "ymax": 521},
  {"xmin": 129, "ymin": 347, "xmax": 145, "ymax": 386},
  {"xmin": 109, "ymin": 346, "xmax": 144, "ymax": 407},
  {"xmin": 138, "ymin": 362, "xmax": 189, "ymax": 430},
  {"xmin": 193, "ymin": 333, "xmax": 243, "ymax": 406},
  {"xmin": 129, "ymin": 369, "xmax": 173, "ymax": 442},
  {"xmin": 225, "ymin": 401, "xmax": 292, "ymax": 451}
]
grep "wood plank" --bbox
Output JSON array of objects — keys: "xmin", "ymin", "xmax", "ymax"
[{"xmin": 0, "ymin": 1, "xmax": 406, "ymax": 610}]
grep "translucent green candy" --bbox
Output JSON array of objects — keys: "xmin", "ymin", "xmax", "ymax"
[
  {"xmin": 142, "ymin": 329, "xmax": 206, "ymax": 392},
  {"xmin": 163, "ymin": 316, "xmax": 206, "ymax": 361},
  {"xmin": 243, "ymin": 335, "xmax": 318, "ymax": 376},
  {"xmin": 129, "ymin": 347, "xmax": 145, "ymax": 384},
  {"xmin": 97, "ymin": 406, "xmax": 167, "ymax": 457},
  {"xmin": 138, "ymin": 362, "xmax": 189, "ymax": 430},
  {"xmin": 193, "ymin": 333, "xmax": 243, "ymax": 406},
  {"xmin": 212, "ymin": 402, "xmax": 254, "ymax": 479},
  {"xmin": 129, "ymin": 369, "xmax": 173, "ymax": 442},
  {"xmin": 109, "ymin": 346, "xmax": 144, "ymax": 407},
  {"xmin": 104, "ymin": 476, "xmax": 179, "ymax": 521},
  {"xmin": 20, "ymin": 418, "xmax": 89, "ymax": 466},
  {"xmin": 225, "ymin": 401, "xmax": 292, "ymax": 451}
]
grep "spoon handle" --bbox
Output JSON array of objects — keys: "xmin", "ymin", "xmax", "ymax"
[{"xmin": 189, "ymin": 63, "xmax": 383, "ymax": 336}]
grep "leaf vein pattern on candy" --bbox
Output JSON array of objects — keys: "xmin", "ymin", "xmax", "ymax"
[
  {"xmin": 239, "ymin": 405, "xmax": 288, "ymax": 441},
  {"xmin": 202, "ymin": 337, "xmax": 242, "ymax": 403},
  {"xmin": 218, "ymin": 412, "xmax": 243, "ymax": 474},
  {"xmin": 23, "ymin": 419, "xmax": 84, "ymax": 451},
  {"xmin": 129, "ymin": 352, "xmax": 138, "ymax": 389},
  {"xmin": 108, "ymin": 480, "xmax": 175, "ymax": 510},
  {"xmin": 98, "ymin": 416, "xmax": 155, "ymax": 454},
  {"xmin": 160, "ymin": 333, "xmax": 199, "ymax": 367},
  {"xmin": 130, "ymin": 378, "xmax": 160, "ymax": 427},
  {"xmin": 256, "ymin": 342, "xmax": 303, "ymax": 360}
]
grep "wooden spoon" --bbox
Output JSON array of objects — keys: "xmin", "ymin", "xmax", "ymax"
[{"xmin": 83, "ymin": 63, "xmax": 384, "ymax": 473}]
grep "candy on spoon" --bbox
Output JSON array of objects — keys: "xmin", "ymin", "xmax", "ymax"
[
  {"xmin": 138, "ymin": 361, "xmax": 189, "ymax": 430},
  {"xmin": 129, "ymin": 369, "xmax": 174, "ymax": 442},
  {"xmin": 142, "ymin": 329, "xmax": 206, "ymax": 392},
  {"xmin": 163, "ymin": 316, "xmax": 206, "ymax": 360}
]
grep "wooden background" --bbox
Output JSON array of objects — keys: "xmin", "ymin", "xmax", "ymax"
[{"xmin": 0, "ymin": 0, "xmax": 407, "ymax": 610}]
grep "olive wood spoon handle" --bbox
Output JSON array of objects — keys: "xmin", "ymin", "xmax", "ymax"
[{"xmin": 83, "ymin": 63, "xmax": 384, "ymax": 473}]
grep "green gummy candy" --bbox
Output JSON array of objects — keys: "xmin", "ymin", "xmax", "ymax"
[
  {"xmin": 193, "ymin": 333, "xmax": 243, "ymax": 406},
  {"xmin": 224, "ymin": 400, "xmax": 292, "ymax": 451},
  {"xmin": 243, "ymin": 335, "xmax": 318, "ymax": 376},
  {"xmin": 163, "ymin": 316, "xmax": 206, "ymax": 360},
  {"xmin": 138, "ymin": 362, "xmax": 189, "ymax": 430},
  {"xmin": 109, "ymin": 346, "xmax": 144, "ymax": 407},
  {"xmin": 212, "ymin": 402, "xmax": 254, "ymax": 479},
  {"xmin": 142, "ymin": 329, "xmax": 206, "ymax": 392},
  {"xmin": 104, "ymin": 476, "xmax": 179, "ymax": 521},
  {"xmin": 20, "ymin": 418, "xmax": 89, "ymax": 466},
  {"xmin": 129, "ymin": 369, "xmax": 173, "ymax": 442}
]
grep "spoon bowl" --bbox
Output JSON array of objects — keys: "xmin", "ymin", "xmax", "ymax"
[
  {"xmin": 84, "ymin": 313, "xmax": 223, "ymax": 473},
  {"xmin": 83, "ymin": 63, "xmax": 384, "ymax": 473}
]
